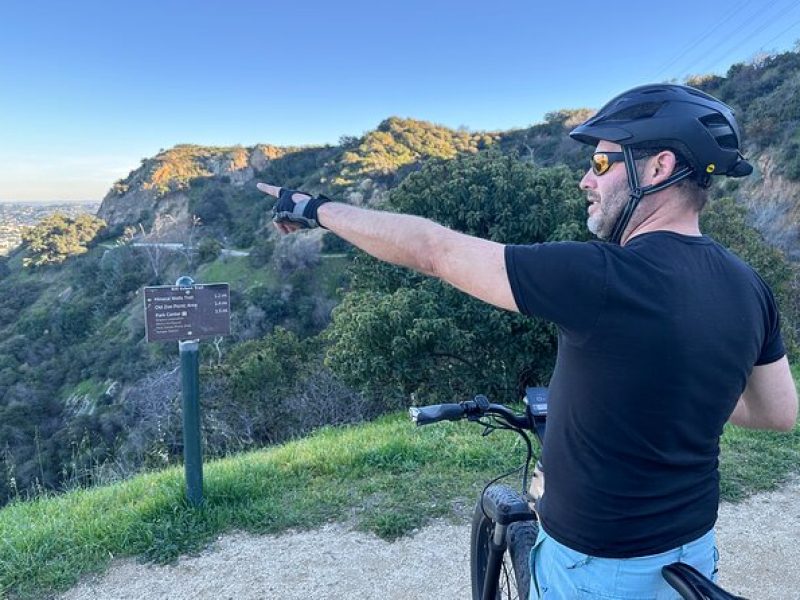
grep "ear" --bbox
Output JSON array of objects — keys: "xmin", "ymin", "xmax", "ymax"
[{"xmin": 648, "ymin": 151, "xmax": 678, "ymax": 185}]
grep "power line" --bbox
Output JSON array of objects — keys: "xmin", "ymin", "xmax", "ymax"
[
  {"xmin": 688, "ymin": 0, "xmax": 800, "ymax": 77},
  {"xmin": 658, "ymin": 1, "xmax": 773, "ymax": 80},
  {"xmin": 676, "ymin": 0, "xmax": 790, "ymax": 78},
  {"xmin": 756, "ymin": 10, "xmax": 800, "ymax": 52},
  {"xmin": 678, "ymin": 0, "xmax": 800, "ymax": 79},
  {"xmin": 652, "ymin": 0, "xmax": 752, "ymax": 80}
]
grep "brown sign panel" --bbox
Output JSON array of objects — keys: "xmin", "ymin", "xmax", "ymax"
[{"xmin": 144, "ymin": 283, "xmax": 231, "ymax": 342}]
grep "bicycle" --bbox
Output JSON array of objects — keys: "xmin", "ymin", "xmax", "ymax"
[{"xmin": 409, "ymin": 388, "xmax": 748, "ymax": 600}]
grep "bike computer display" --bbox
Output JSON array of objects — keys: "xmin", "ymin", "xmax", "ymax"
[{"xmin": 524, "ymin": 387, "xmax": 548, "ymax": 417}]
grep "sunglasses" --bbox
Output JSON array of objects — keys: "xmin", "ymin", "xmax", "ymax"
[{"xmin": 590, "ymin": 151, "xmax": 625, "ymax": 176}]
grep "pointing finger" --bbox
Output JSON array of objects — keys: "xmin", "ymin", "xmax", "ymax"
[{"xmin": 256, "ymin": 182, "xmax": 280, "ymax": 197}]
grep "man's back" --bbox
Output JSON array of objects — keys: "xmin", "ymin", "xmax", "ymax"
[{"xmin": 505, "ymin": 231, "xmax": 785, "ymax": 557}]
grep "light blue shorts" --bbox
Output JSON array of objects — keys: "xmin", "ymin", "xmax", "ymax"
[{"xmin": 529, "ymin": 526, "xmax": 718, "ymax": 599}]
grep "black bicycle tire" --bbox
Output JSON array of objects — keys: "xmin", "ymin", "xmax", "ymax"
[
  {"xmin": 506, "ymin": 519, "xmax": 538, "ymax": 597},
  {"xmin": 470, "ymin": 496, "xmax": 538, "ymax": 600}
]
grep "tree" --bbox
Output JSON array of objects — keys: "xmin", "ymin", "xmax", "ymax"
[
  {"xmin": 192, "ymin": 187, "xmax": 231, "ymax": 226},
  {"xmin": 324, "ymin": 152, "xmax": 588, "ymax": 404},
  {"xmin": 21, "ymin": 213, "xmax": 106, "ymax": 267},
  {"xmin": 198, "ymin": 237, "xmax": 223, "ymax": 263},
  {"xmin": 247, "ymin": 235, "xmax": 276, "ymax": 267},
  {"xmin": 138, "ymin": 214, "xmax": 175, "ymax": 282},
  {"xmin": 182, "ymin": 215, "xmax": 203, "ymax": 269},
  {"xmin": 272, "ymin": 231, "xmax": 322, "ymax": 275}
]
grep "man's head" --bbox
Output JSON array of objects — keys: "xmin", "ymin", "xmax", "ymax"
[
  {"xmin": 581, "ymin": 141, "xmax": 629, "ymax": 239},
  {"xmin": 570, "ymin": 84, "xmax": 752, "ymax": 243},
  {"xmin": 580, "ymin": 141, "xmax": 710, "ymax": 240}
]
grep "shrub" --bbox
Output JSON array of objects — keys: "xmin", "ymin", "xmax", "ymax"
[
  {"xmin": 198, "ymin": 237, "xmax": 223, "ymax": 264},
  {"xmin": 248, "ymin": 236, "xmax": 276, "ymax": 267},
  {"xmin": 272, "ymin": 231, "xmax": 322, "ymax": 276},
  {"xmin": 325, "ymin": 152, "xmax": 587, "ymax": 404},
  {"xmin": 21, "ymin": 213, "xmax": 107, "ymax": 267},
  {"xmin": 321, "ymin": 231, "xmax": 353, "ymax": 254}
]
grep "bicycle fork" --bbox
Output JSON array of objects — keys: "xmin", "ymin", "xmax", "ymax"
[{"xmin": 482, "ymin": 523, "xmax": 508, "ymax": 600}]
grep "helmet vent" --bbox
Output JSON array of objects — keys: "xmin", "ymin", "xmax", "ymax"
[
  {"xmin": 700, "ymin": 114, "xmax": 738, "ymax": 149},
  {"xmin": 686, "ymin": 88, "xmax": 716, "ymax": 101},
  {"xmin": 606, "ymin": 101, "xmax": 664, "ymax": 122}
]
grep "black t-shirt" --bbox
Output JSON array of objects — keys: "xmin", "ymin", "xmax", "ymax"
[{"xmin": 505, "ymin": 231, "xmax": 785, "ymax": 558}]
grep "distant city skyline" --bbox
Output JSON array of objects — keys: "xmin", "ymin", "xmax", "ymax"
[
  {"xmin": 0, "ymin": 200, "xmax": 101, "ymax": 254},
  {"xmin": 2, "ymin": 0, "xmax": 800, "ymax": 202},
  {"xmin": 0, "ymin": 199, "xmax": 100, "ymax": 204}
]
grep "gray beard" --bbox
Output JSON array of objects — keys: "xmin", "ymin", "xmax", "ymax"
[
  {"xmin": 587, "ymin": 211, "xmax": 607, "ymax": 239},
  {"xmin": 587, "ymin": 181, "xmax": 630, "ymax": 240}
]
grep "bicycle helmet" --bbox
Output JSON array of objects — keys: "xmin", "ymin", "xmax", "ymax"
[{"xmin": 570, "ymin": 83, "xmax": 753, "ymax": 244}]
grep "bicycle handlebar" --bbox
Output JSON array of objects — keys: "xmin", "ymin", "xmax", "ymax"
[
  {"xmin": 409, "ymin": 403, "xmax": 465, "ymax": 425},
  {"xmin": 409, "ymin": 396, "xmax": 531, "ymax": 430}
]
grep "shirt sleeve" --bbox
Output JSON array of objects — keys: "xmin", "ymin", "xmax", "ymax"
[
  {"xmin": 755, "ymin": 276, "xmax": 786, "ymax": 365},
  {"xmin": 504, "ymin": 241, "xmax": 607, "ymax": 334}
]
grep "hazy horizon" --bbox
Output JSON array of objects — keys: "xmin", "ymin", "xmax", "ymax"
[{"xmin": 0, "ymin": 198, "xmax": 101, "ymax": 204}]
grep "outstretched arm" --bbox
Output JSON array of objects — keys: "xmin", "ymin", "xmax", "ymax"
[{"xmin": 257, "ymin": 184, "xmax": 519, "ymax": 312}]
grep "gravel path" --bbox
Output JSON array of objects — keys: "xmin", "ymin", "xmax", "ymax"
[{"xmin": 60, "ymin": 478, "xmax": 800, "ymax": 600}]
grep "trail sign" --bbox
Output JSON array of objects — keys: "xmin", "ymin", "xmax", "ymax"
[
  {"xmin": 144, "ymin": 283, "xmax": 230, "ymax": 342},
  {"xmin": 142, "ymin": 277, "xmax": 231, "ymax": 507}
]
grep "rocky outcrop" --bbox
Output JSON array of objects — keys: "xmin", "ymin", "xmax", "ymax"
[
  {"xmin": 94, "ymin": 131, "xmax": 800, "ymax": 261},
  {"xmin": 341, "ymin": 178, "xmax": 390, "ymax": 207},
  {"xmin": 97, "ymin": 144, "xmax": 291, "ymax": 229},
  {"xmin": 736, "ymin": 150, "xmax": 800, "ymax": 259}
]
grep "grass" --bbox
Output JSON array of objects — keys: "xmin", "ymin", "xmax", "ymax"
[
  {"xmin": 0, "ymin": 414, "xmax": 525, "ymax": 599},
  {"xmin": 59, "ymin": 378, "xmax": 107, "ymax": 402},
  {"xmin": 1, "ymin": 408, "xmax": 799, "ymax": 599},
  {"xmin": 195, "ymin": 255, "xmax": 274, "ymax": 290},
  {"xmin": 195, "ymin": 250, "xmax": 351, "ymax": 302},
  {"xmin": 719, "ymin": 424, "xmax": 800, "ymax": 500},
  {"xmin": 720, "ymin": 363, "xmax": 800, "ymax": 500}
]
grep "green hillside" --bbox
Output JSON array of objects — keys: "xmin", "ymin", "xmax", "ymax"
[{"xmin": 2, "ymin": 47, "xmax": 800, "ymax": 522}]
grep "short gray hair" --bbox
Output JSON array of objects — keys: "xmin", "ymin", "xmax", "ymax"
[{"xmin": 633, "ymin": 148, "xmax": 709, "ymax": 212}]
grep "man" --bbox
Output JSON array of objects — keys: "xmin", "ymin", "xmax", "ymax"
[{"xmin": 258, "ymin": 84, "xmax": 798, "ymax": 599}]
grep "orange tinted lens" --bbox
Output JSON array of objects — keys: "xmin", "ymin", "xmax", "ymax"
[{"xmin": 592, "ymin": 153, "xmax": 610, "ymax": 175}]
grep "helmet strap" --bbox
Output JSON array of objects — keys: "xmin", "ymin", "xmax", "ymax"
[{"xmin": 608, "ymin": 146, "xmax": 695, "ymax": 245}]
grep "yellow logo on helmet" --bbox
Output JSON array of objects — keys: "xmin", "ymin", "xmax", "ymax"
[{"xmin": 706, "ymin": 164, "xmax": 716, "ymax": 173}]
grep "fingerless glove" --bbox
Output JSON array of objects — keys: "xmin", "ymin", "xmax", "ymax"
[{"xmin": 272, "ymin": 188, "xmax": 332, "ymax": 229}]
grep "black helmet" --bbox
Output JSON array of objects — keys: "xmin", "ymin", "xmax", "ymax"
[
  {"xmin": 570, "ymin": 83, "xmax": 752, "ymax": 181},
  {"xmin": 569, "ymin": 84, "xmax": 752, "ymax": 244}
]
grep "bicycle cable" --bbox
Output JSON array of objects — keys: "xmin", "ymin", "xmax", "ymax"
[
  {"xmin": 480, "ymin": 463, "xmax": 526, "ymax": 522},
  {"xmin": 477, "ymin": 415, "xmax": 535, "ymax": 495}
]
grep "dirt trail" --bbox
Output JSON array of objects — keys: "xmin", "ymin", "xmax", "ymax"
[{"xmin": 60, "ymin": 478, "xmax": 800, "ymax": 600}]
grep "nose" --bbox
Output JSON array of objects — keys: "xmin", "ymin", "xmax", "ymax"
[{"xmin": 579, "ymin": 169, "xmax": 596, "ymax": 191}]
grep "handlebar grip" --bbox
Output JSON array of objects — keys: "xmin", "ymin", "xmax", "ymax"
[{"xmin": 409, "ymin": 403, "xmax": 465, "ymax": 426}]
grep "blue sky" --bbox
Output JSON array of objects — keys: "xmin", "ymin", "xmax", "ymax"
[{"xmin": 2, "ymin": 0, "xmax": 800, "ymax": 202}]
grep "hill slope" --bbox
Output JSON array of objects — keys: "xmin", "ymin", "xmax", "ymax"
[{"xmin": 3, "ymin": 48, "xmax": 800, "ymax": 511}]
